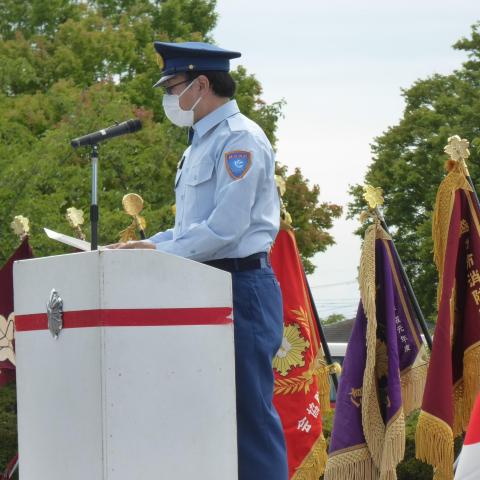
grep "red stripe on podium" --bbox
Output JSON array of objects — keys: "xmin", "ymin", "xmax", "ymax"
[{"xmin": 15, "ymin": 307, "xmax": 233, "ymax": 332}]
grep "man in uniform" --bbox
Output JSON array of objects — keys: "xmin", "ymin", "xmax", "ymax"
[{"xmin": 112, "ymin": 41, "xmax": 288, "ymax": 479}]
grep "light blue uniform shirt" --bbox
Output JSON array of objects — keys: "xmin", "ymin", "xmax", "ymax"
[{"xmin": 149, "ymin": 99, "xmax": 280, "ymax": 262}]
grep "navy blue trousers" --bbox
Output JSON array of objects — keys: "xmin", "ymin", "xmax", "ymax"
[{"xmin": 231, "ymin": 266, "xmax": 288, "ymax": 480}]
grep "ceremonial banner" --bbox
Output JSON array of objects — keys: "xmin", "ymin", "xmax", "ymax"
[
  {"xmin": 270, "ymin": 228, "xmax": 330, "ymax": 480},
  {"xmin": 325, "ymin": 224, "xmax": 428, "ymax": 479},
  {"xmin": 455, "ymin": 393, "xmax": 480, "ymax": 479},
  {"xmin": 416, "ymin": 160, "xmax": 480, "ymax": 479},
  {"xmin": 0, "ymin": 238, "xmax": 33, "ymax": 387},
  {"xmin": 0, "ymin": 237, "xmax": 32, "ymax": 479},
  {"xmin": 0, "ymin": 453, "xmax": 18, "ymax": 480}
]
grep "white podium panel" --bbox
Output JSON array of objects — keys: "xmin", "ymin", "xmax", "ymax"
[{"xmin": 13, "ymin": 250, "xmax": 237, "ymax": 480}]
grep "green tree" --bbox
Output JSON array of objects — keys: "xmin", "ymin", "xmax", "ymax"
[
  {"xmin": 0, "ymin": 0, "xmax": 339, "ymax": 267},
  {"xmin": 348, "ymin": 21, "xmax": 480, "ymax": 321},
  {"xmin": 322, "ymin": 313, "xmax": 347, "ymax": 325}
]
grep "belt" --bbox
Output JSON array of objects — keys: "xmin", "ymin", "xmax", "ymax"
[{"xmin": 203, "ymin": 252, "xmax": 269, "ymax": 272}]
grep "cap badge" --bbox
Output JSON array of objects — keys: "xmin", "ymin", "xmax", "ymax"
[{"xmin": 156, "ymin": 53, "xmax": 164, "ymax": 70}]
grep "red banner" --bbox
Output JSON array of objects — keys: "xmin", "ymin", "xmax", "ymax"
[
  {"xmin": 416, "ymin": 164, "xmax": 480, "ymax": 479},
  {"xmin": 0, "ymin": 238, "xmax": 33, "ymax": 479},
  {"xmin": 0, "ymin": 238, "xmax": 33, "ymax": 387},
  {"xmin": 270, "ymin": 229, "xmax": 329, "ymax": 479}
]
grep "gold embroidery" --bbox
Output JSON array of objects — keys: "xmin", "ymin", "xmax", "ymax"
[{"xmin": 273, "ymin": 323, "xmax": 310, "ymax": 377}]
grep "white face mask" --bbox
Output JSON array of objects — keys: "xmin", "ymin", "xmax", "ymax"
[{"xmin": 162, "ymin": 80, "xmax": 202, "ymax": 127}]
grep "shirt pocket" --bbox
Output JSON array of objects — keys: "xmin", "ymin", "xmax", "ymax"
[
  {"xmin": 185, "ymin": 159, "xmax": 215, "ymax": 186},
  {"xmin": 184, "ymin": 159, "xmax": 216, "ymax": 221}
]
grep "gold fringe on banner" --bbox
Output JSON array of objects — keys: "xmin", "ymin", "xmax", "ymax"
[
  {"xmin": 400, "ymin": 360, "xmax": 428, "ymax": 417},
  {"xmin": 359, "ymin": 224, "xmax": 405, "ymax": 480},
  {"xmin": 317, "ymin": 361, "xmax": 342, "ymax": 413},
  {"xmin": 379, "ymin": 411, "xmax": 405, "ymax": 477},
  {"xmin": 432, "ymin": 163, "xmax": 471, "ymax": 306},
  {"xmin": 453, "ymin": 380, "xmax": 465, "ymax": 437},
  {"xmin": 291, "ymin": 433, "xmax": 328, "ymax": 480},
  {"xmin": 324, "ymin": 445, "xmax": 378, "ymax": 480},
  {"xmin": 461, "ymin": 342, "xmax": 480, "ymax": 430},
  {"xmin": 360, "ymin": 224, "xmax": 385, "ymax": 470},
  {"xmin": 316, "ymin": 363, "xmax": 331, "ymax": 413},
  {"xmin": 415, "ymin": 411, "xmax": 454, "ymax": 480}
]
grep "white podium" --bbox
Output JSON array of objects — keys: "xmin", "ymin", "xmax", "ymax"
[{"xmin": 13, "ymin": 250, "xmax": 238, "ymax": 480}]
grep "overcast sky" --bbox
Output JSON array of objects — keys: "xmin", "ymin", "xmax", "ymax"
[{"xmin": 213, "ymin": 0, "xmax": 479, "ymax": 318}]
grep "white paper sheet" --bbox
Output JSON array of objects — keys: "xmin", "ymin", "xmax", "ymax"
[{"xmin": 43, "ymin": 228, "xmax": 104, "ymax": 251}]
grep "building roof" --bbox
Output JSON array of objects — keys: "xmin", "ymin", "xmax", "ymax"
[{"xmin": 323, "ymin": 318, "xmax": 355, "ymax": 343}]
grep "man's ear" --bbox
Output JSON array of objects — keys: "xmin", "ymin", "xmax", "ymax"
[{"xmin": 197, "ymin": 75, "xmax": 210, "ymax": 93}]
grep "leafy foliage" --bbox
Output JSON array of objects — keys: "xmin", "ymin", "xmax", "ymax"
[
  {"xmin": 348, "ymin": 21, "xmax": 480, "ymax": 321},
  {"xmin": 0, "ymin": 0, "xmax": 339, "ymax": 267},
  {"xmin": 0, "ymin": 383, "xmax": 17, "ymax": 478},
  {"xmin": 322, "ymin": 313, "xmax": 347, "ymax": 325}
]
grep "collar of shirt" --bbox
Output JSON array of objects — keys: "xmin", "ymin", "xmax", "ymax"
[{"xmin": 192, "ymin": 99, "xmax": 240, "ymax": 143}]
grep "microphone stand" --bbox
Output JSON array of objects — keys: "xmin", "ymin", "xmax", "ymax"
[{"xmin": 90, "ymin": 144, "xmax": 99, "ymax": 251}]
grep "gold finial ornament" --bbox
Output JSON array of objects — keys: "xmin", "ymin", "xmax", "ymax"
[
  {"xmin": 363, "ymin": 184, "xmax": 384, "ymax": 209},
  {"xmin": 66, "ymin": 207, "xmax": 84, "ymax": 227},
  {"xmin": 119, "ymin": 193, "xmax": 147, "ymax": 242},
  {"xmin": 444, "ymin": 135, "xmax": 470, "ymax": 162},
  {"xmin": 275, "ymin": 174, "xmax": 292, "ymax": 229},
  {"xmin": 10, "ymin": 215, "xmax": 30, "ymax": 240},
  {"xmin": 275, "ymin": 175, "xmax": 286, "ymax": 197},
  {"xmin": 122, "ymin": 193, "xmax": 144, "ymax": 216},
  {"xmin": 66, "ymin": 207, "xmax": 86, "ymax": 240}
]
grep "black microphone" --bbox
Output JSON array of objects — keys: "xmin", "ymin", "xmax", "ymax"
[{"xmin": 71, "ymin": 119, "xmax": 142, "ymax": 148}]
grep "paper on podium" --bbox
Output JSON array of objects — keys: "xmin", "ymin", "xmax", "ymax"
[{"xmin": 44, "ymin": 228, "xmax": 104, "ymax": 251}]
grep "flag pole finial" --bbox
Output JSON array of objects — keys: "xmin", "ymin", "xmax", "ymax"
[
  {"xmin": 275, "ymin": 175, "xmax": 293, "ymax": 229},
  {"xmin": 10, "ymin": 215, "xmax": 30, "ymax": 241},
  {"xmin": 444, "ymin": 135, "xmax": 471, "ymax": 175},
  {"xmin": 363, "ymin": 184, "xmax": 384, "ymax": 209},
  {"xmin": 119, "ymin": 193, "xmax": 147, "ymax": 241},
  {"xmin": 66, "ymin": 206, "xmax": 86, "ymax": 240},
  {"xmin": 360, "ymin": 184, "xmax": 384, "ymax": 225}
]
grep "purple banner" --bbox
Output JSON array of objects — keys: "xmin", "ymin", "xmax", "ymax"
[{"xmin": 325, "ymin": 228, "xmax": 427, "ymax": 479}]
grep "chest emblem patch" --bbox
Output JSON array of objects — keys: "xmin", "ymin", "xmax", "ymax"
[{"xmin": 224, "ymin": 150, "xmax": 252, "ymax": 179}]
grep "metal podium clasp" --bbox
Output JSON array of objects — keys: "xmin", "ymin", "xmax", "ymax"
[{"xmin": 47, "ymin": 289, "xmax": 63, "ymax": 339}]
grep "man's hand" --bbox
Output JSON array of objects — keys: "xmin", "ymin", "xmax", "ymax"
[{"xmin": 106, "ymin": 241, "xmax": 156, "ymax": 250}]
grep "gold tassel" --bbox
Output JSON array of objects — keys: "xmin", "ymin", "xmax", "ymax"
[
  {"xmin": 461, "ymin": 342, "xmax": 480, "ymax": 430},
  {"xmin": 291, "ymin": 433, "xmax": 328, "ymax": 480},
  {"xmin": 432, "ymin": 166, "xmax": 471, "ymax": 307},
  {"xmin": 360, "ymin": 225, "xmax": 393, "ymax": 473},
  {"xmin": 315, "ymin": 362, "xmax": 332, "ymax": 413},
  {"xmin": 379, "ymin": 411, "xmax": 405, "ymax": 478},
  {"xmin": 415, "ymin": 410, "xmax": 454, "ymax": 480},
  {"xmin": 324, "ymin": 445, "xmax": 378, "ymax": 480},
  {"xmin": 359, "ymin": 224, "xmax": 406, "ymax": 479},
  {"xmin": 400, "ymin": 359, "xmax": 428, "ymax": 417}
]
